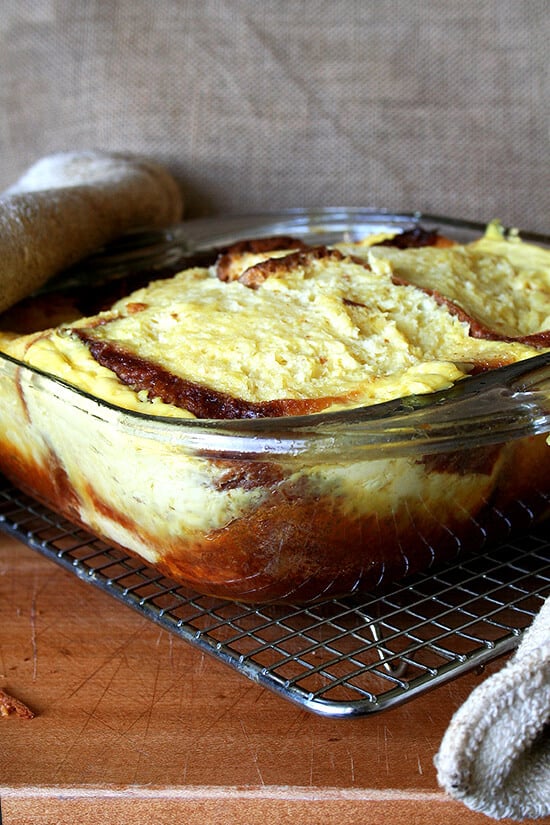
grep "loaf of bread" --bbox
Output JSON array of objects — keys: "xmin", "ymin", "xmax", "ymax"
[{"xmin": 0, "ymin": 222, "xmax": 549, "ymax": 602}]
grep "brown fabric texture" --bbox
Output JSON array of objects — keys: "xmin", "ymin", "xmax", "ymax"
[{"xmin": 1, "ymin": 1, "xmax": 549, "ymax": 232}]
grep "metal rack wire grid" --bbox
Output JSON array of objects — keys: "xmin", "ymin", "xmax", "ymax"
[{"xmin": 0, "ymin": 474, "xmax": 548, "ymax": 718}]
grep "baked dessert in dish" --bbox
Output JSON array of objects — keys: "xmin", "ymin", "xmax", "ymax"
[{"xmin": 0, "ymin": 212, "xmax": 549, "ymax": 602}]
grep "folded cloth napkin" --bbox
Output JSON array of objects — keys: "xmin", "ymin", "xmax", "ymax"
[
  {"xmin": 435, "ymin": 596, "xmax": 550, "ymax": 820},
  {"xmin": 0, "ymin": 150, "xmax": 183, "ymax": 314}
]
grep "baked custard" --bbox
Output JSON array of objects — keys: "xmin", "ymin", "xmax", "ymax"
[
  {"xmin": 0, "ymin": 219, "xmax": 549, "ymax": 602},
  {"xmin": 3, "ymin": 222, "xmax": 549, "ymax": 418}
]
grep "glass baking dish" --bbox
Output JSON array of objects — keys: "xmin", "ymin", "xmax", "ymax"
[{"xmin": 0, "ymin": 209, "xmax": 549, "ymax": 604}]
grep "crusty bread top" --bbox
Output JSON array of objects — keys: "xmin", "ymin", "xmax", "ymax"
[{"xmin": 4, "ymin": 229, "xmax": 549, "ymax": 420}]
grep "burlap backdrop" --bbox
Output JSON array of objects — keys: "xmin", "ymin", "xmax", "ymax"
[{"xmin": 1, "ymin": 1, "xmax": 548, "ymax": 231}]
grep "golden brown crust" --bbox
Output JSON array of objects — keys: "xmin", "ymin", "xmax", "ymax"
[
  {"xmin": 73, "ymin": 331, "xmax": 357, "ymax": 418},
  {"xmin": 391, "ymin": 275, "xmax": 550, "ymax": 349},
  {"xmin": 0, "ymin": 689, "xmax": 35, "ymax": 719},
  {"xmin": 215, "ymin": 235, "xmax": 309, "ymax": 281},
  {"xmin": 377, "ymin": 226, "xmax": 447, "ymax": 249},
  {"xmin": 238, "ymin": 245, "xmax": 347, "ymax": 288}
]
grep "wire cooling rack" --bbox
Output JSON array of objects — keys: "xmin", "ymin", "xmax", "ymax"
[{"xmin": 1, "ymin": 474, "xmax": 548, "ymax": 718}]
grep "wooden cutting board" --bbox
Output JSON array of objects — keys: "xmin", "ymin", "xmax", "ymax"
[{"xmin": 0, "ymin": 534, "xmax": 541, "ymax": 825}]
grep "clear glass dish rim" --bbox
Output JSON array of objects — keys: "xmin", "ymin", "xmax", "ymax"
[
  {"xmin": 2, "ymin": 208, "xmax": 550, "ymax": 460},
  {"xmin": 84, "ymin": 207, "xmax": 550, "ymax": 256}
]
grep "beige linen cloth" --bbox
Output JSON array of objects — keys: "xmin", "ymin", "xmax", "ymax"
[
  {"xmin": 0, "ymin": 150, "xmax": 183, "ymax": 312},
  {"xmin": 1, "ymin": 1, "xmax": 549, "ymax": 232},
  {"xmin": 436, "ymin": 597, "xmax": 550, "ymax": 820}
]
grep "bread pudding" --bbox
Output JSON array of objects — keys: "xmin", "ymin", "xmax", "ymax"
[{"xmin": 0, "ymin": 217, "xmax": 549, "ymax": 602}]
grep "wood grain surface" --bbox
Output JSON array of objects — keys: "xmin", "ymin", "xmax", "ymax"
[{"xmin": 0, "ymin": 534, "xmax": 543, "ymax": 825}]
